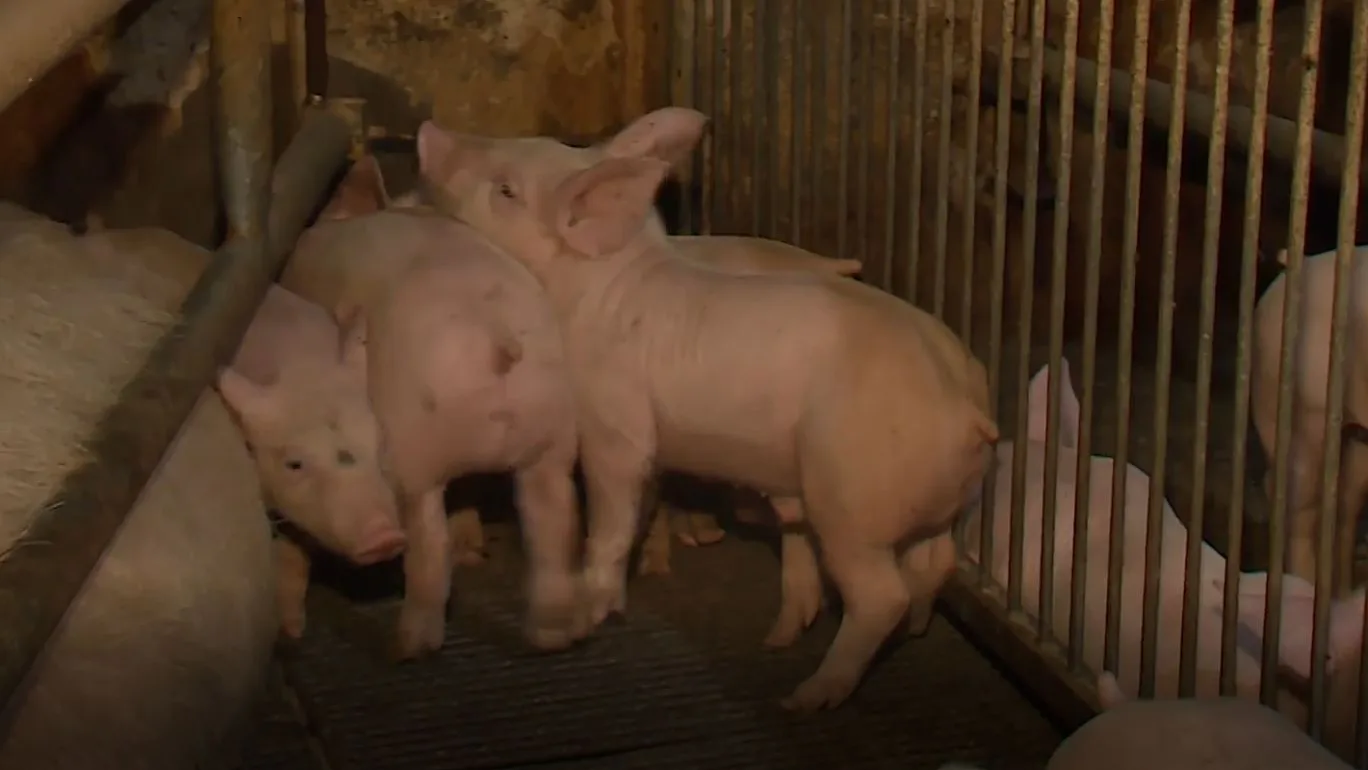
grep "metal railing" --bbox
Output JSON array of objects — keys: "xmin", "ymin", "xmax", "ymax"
[
  {"xmin": 0, "ymin": 0, "xmax": 352, "ymax": 731},
  {"xmin": 668, "ymin": 0, "xmax": 1368, "ymax": 763}
]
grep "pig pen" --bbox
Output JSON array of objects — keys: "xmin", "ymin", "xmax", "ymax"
[{"xmin": 661, "ymin": 0, "xmax": 1368, "ymax": 765}]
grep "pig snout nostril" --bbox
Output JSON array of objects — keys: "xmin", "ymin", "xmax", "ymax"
[{"xmin": 353, "ymin": 527, "xmax": 407, "ymax": 565}]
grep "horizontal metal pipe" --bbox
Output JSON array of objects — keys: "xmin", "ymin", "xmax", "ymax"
[
  {"xmin": 980, "ymin": 45, "xmax": 1360, "ymax": 192},
  {"xmin": 0, "ymin": 0, "xmax": 132, "ymax": 114},
  {"xmin": 0, "ymin": 105, "xmax": 350, "ymax": 722}
]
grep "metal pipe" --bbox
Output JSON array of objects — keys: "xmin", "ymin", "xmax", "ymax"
[
  {"xmin": 0, "ymin": 98, "xmax": 348, "ymax": 741},
  {"xmin": 956, "ymin": 0, "xmax": 984, "ymax": 343},
  {"xmin": 879, "ymin": 0, "xmax": 903, "ymax": 293},
  {"xmin": 902, "ymin": 0, "xmax": 928, "ymax": 301},
  {"xmin": 0, "ymin": 0, "xmax": 132, "ymax": 114},
  {"xmin": 931, "ymin": 1, "xmax": 954, "ymax": 319}
]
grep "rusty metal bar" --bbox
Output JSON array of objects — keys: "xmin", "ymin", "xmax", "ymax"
[
  {"xmin": 930, "ymin": 2, "xmax": 954, "ymax": 319},
  {"xmin": 808, "ymin": 2, "xmax": 827, "ymax": 250},
  {"xmin": 789, "ymin": 0, "xmax": 805, "ymax": 247},
  {"xmin": 0, "ymin": 15, "xmax": 349, "ymax": 725},
  {"xmin": 1313, "ymin": 0, "xmax": 1365, "ymax": 739},
  {"xmin": 854, "ymin": 1, "xmax": 871, "ymax": 272},
  {"xmin": 752, "ymin": 0, "xmax": 769, "ymax": 236},
  {"xmin": 701, "ymin": 0, "xmax": 719, "ymax": 235},
  {"xmin": 1179, "ymin": 0, "xmax": 1236, "ymax": 699},
  {"xmin": 0, "ymin": 0, "xmax": 132, "ymax": 114},
  {"xmin": 1068, "ymin": 0, "xmax": 1114, "ymax": 672},
  {"xmin": 1140, "ymin": 0, "xmax": 1193, "ymax": 699},
  {"xmin": 956, "ymin": 0, "xmax": 984, "ymax": 342},
  {"xmin": 1104, "ymin": 0, "xmax": 1153, "ymax": 680},
  {"xmin": 879, "ymin": 0, "xmax": 902, "ymax": 293},
  {"xmin": 902, "ymin": 0, "xmax": 928, "ymax": 301},
  {"xmin": 1043, "ymin": 0, "xmax": 1080, "ymax": 655},
  {"xmin": 980, "ymin": 0, "xmax": 1018, "ymax": 598},
  {"xmin": 729, "ymin": 0, "xmax": 745, "ymax": 231},
  {"xmin": 835, "ymin": 0, "xmax": 853, "ymax": 260},
  {"xmin": 762, "ymin": 0, "xmax": 779, "ymax": 238},
  {"xmin": 1009, "ymin": 0, "xmax": 1047, "ymax": 624},
  {"xmin": 1220, "ymin": 0, "xmax": 1272, "ymax": 698},
  {"xmin": 670, "ymin": 0, "xmax": 697, "ymax": 233},
  {"xmin": 1263, "ymin": 0, "xmax": 1324, "ymax": 708}
]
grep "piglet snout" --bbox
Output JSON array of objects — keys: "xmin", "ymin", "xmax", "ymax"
[{"xmin": 351, "ymin": 523, "xmax": 407, "ymax": 565}]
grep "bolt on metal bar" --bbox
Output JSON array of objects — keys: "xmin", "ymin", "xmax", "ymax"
[
  {"xmin": 1104, "ymin": 0, "xmax": 1152, "ymax": 679},
  {"xmin": 1178, "ymin": 0, "xmax": 1236, "ymax": 700},
  {"xmin": 1220, "ymin": 0, "xmax": 1274, "ymax": 699}
]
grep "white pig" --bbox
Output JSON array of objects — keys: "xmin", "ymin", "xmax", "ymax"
[
  {"xmin": 1251, "ymin": 245, "xmax": 1368, "ymax": 589},
  {"xmin": 415, "ymin": 107, "xmax": 997, "ymax": 711}
]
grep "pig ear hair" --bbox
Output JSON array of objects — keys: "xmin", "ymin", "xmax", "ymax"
[
  {"xmin": 215, "ymin": 366, "xmax": 275, "ymax": 422},
  {"xmin": 1026, "ymin": 360, "xmax": 1079, "ymax": 448},
  {"xmin": 553, "ymin": 156, "xmax": 672, "ymax": 257},
  {"xmin": 318, "ymin": 155, "xmax": 391, "ymax": 221},
  {"xmin": 601, "ymin": 107, "xmax": 709, "ymax": 173}
]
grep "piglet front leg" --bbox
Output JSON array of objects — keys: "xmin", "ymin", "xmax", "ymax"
[
  {"xmin": 763, "ymin": 497, "xmax": 824, "ymax": 648},
  {"xmin": 396, "ymin": 486, "xmax": 451, "ymax": 659},
  {"xmin": 514, "ymin": 441, "xmax": 588, "ymax": 650},
  {"xmin": 274, "ymin": 536, "xmax": 312, "ymax": 641},
  {"xmin": 580, "ymin": 434, "xmax": 653, "ymax": 626}
]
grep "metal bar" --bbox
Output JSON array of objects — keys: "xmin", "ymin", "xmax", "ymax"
[
  {"xmin": 1140, "ymin": 0, "xmax": 1193, "ymax": 699},
  {"xmin": 684, "ymin": 0, "xmax": 704, "ymax": 235},
  {"xmin": 1069, "ymin": 0, "xmax": 1115, "ymax": 672},
  {"xmin": 879, "ymin": 0, "xmax": 902, "ymax": 293},
  {"xmin": 808, "ymin": 0, "xmax": 827, "ymax": 250},
  {"xmin": 979, "ymin": 43, "xmax": 1363, "ymax": 194},
  {"xmin": 956, "ymin": 0, "xmax": 984, "ymax": 342},
  {"xmin": 304, "ymin": 0, "xmax": 328, "ymax": 99},
  {"xmin": 854, "ymin": 0, "xmax": 872, "ymax": 272},
  {"xmin": 836, "ymin": 0, "xmax": 853, "ymax": 260},
  {"xmin": 1104, "ymin": 0, "xmax": 1153, "ymax": 679},
  {"xmin": 0, "ymin": 39, "xmax": 347, "ymax": 728},
  {"xmin": 703, "ymin": 0, "xmax": 720, "ymax": 235},
  {"xmin": 1220, "ymin": 0, "xmax": 1273, "ymax": 697},
  {"xmin": 931, "ymin": 1, "xmax": 955, "ymax": 319},
  {"xmin": 730, "ymin": 0, "xmax": 745, "ymax": 232},
  {"xmin": 1262, "ymin": 0, "xmax": 1324, "ymax": 708},
  {"xmin": 1043, "ymin": 0, "xmax": 1080, "ymax": 654},
  {"xmin": 753, "ymin": 0, "xmax": 769, "ymax": 236},
  {"xmin": 790, "ymin": 0, "xmax": 805, "ymax": 247},
  {"xmin": 0, "ymin": 0, "xmax": 132, "ymax": 114},
  {"xmin": 903, "ymin": 0, "xmax": 928, "ymax": 301},
  {"xmin": 763, "ymin": 0, "xmax": 780, "ymax": 238},
  {"xmin": 1179, "ymin": 0, "xmax": 1235, "ymax": 699},
  {"xmin": 1313, "ymin": 0, "xmax": 1364, "ymax": 737},
  {"xmin": 980, "ymin": 0, "xmax": 1019, "ymax": 597}
]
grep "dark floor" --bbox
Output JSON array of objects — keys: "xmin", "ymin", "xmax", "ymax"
[{"xmin": 235, "ymin": 522, "xmax": 1063, "ymax": 770}]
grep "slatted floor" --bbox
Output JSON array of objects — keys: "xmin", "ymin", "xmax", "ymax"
[{"xmin": 234, "ymin": 511, "xmax": 1062, "ymax": 770}]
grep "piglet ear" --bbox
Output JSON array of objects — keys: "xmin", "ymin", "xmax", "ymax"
[
  {"xmin": 319, "ymin": 155, "xmax": 391, "ymax": 221},
  {"xmin": 417, "ymin": 120, "xmax": 464, "ymax": 181},
  {"xmin": 215, "ymin": 367, "xmax": 276, "ymax": 424},
  {"xmin": 600, "ymin": 107, "xmax": 709, "ymax": 172},
  {"xmin": 1026, "ymin": 363, "xmax": 1078, "ymax": 448},
  {"xmin": 552, "ymin": 156, "xmax": 671, "ymax": 257}
]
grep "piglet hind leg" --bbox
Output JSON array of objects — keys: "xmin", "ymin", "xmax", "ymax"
[
  {"xmin": 447, "ymin": 507, "xmax": 487, "ymax": 567},
  {"xmin": 637, "ymin": 477, "xmax": 675, "ymax": 576},
  {"xmin": 514, "ymin": 445, "xmax": 590, "ymax": 650},
  {"xmin": 396, "ymin": 486, "xmax": 452, "ymax": 659},
  {"xmin": 763, "ymin": 497, "xmax": 824, "ymax": 648},
  {"xmin": 899, "ymin": 529, "xmax": 956, "ymax": 637},
  {"xmin": 580, "ymin": 437, "xmax": 653, "ymax": 627}
]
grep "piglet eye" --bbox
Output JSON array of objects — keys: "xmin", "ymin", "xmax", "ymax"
[
  {"xmin": 285, "ymin": 459, "xmax": 304, "ymax": 471},
  {"xmin": 336, "ymin": 449, "xmax": 356, "ymax": 467},
  {"xmin": 497, "ymin": 182, "xmax": 516, "ymax": 199}
]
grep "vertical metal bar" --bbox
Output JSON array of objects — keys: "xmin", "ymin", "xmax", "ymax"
[
  {"xmin": 790, "ymin": 0, "xmax": 805, "ymax": 246},
  {"xmin": 957, "ymin": 0, "xmax": 984, "ymax": 343},
  {"xmin": 903, "ymin": 0, "xmax": 928, "ymax": 301},
  {"xmin": 1220, "ymin": 0, "xmax": 1272, "ymax": 698},
  {"xmin": 931, "ymin": 2, "xmax": 955, "ymax": 319},
  {"xmin": 286, "ymin": 0, "xmax": 308, "ymax": 132},
  {"xmin": 303, "ymin": 0, "xmax": 328, "ymax": 99},
  {"xmin": 1070, "ymin": 0, "xmax": 1115, "ymax": 669},
  {"xmin": 809, "ymin": 1, "xmax": 828, "ymax": 251},
  {"xmin": 1009, "ymin": 0, "xmax": 1047, "ymax": 618},
  {"xmin": 880, "ymin": 0, "xmax": 903, "ymax": 293},
  {"xmin": 1138, "ymin": 0, "xmax": 1193, "ymax": 700},
  {"xmin": 1104, "ymin": 0, "xmax": 1153, "ymax": 678},
  {"xmin": 1043, "ymin": 0, "xmax": 1080, "ymax": 648},
  {"xmin": 677, "ymin": 0, "xmax": 700, "ymax": 234},
  {"xmin": 763, "ymin": 0, "xmax": 780, "ymax": 238},
  {"xmin": 753, "ymin": 0, "xmax": 769, "ymax": 236},
  {"xmin": 705, "ymin": 0, "xmax": 723, "ymax": 235},
  {"xmin": 715, "ymin": 0, "xmax": 731, "ymax": 233},
  {"xmin": 730, "ymin": 0, "xmax": 745, "ymax": 231},
  {"xmin": 700, "ymin": 0, "xmax": 716, "ymax": 235},
  {"xmin": 214, "ymin": 0, "xmax": 273, "ymax": 245},
  {"xmin": 855, "ymin": 2, "xmax": 872, "ymax": 270},
  {"xmin": 1179, "ymin": 0, "xmax": 1235, "ymax": 698},
  {"xmin": 984, "ymin": 0, "xmax": 1019, "ymax": 600},
  {"xmin": 836, "ymin": 0, "xmax": 853, "ymax": 259},
  {"xmin": 1262, "ymin": 0, "xmax": 1324, "ymax": 707},
  {"xmin": 1313, "ymin": 0, "xmax": 1365, "ymax": 738}
]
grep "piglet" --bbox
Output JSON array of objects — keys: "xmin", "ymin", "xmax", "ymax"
[
  {"xmin": 416, "ymin": 107, "xmax": 997, "ymax": 710},
  {"xmin": 282, "ymin": 157, "xmax": 585, "ymax": 657},
  {"xmin": 1251, "ymin": 245, "xmax": 1368, "ymax": 591},
  {"xmin": 1043, "ymin": 671, "xmax": 1353, "ymax": 770},
  {"xmin": 216, "ymin": 285, "xmax": 405, "ymax": 640}
]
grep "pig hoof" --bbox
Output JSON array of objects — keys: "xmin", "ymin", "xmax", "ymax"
[
  {"xmin": 762, "ymin": 606, "xmax": 816, "ymax": 649},
  {"xmin": 452, "ymin": 547, "xmax": 487, "ymax": 568},
  {"xmin": 583, "ymin": 569, "xmax": 628, "ymax": 626},
  {"xmin": 675, "ymin": 512, "xmax": 726, "ymax": 547},
  {"xmin": 779, "ymin": 672, "xmax": 858, "ymax": 713},
  {"xmin": 905, "ymin": 603, "xmax": 936, "ymax": 637},
  {"xmin": 279, "ymin": 613, "xmax": 307, "ymax": 641},
  {"xmin": 395, "ymin": 609, "xmax": 446, "ymax": 659},
  {"xmin": 637, "ymin": 549, "xmax": 672, "ymax": 576}
]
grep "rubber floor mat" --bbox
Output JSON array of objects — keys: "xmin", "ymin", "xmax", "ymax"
[{"xmin": 240, "ymin": 523, "xmax": 1062, "ymax": 770}]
